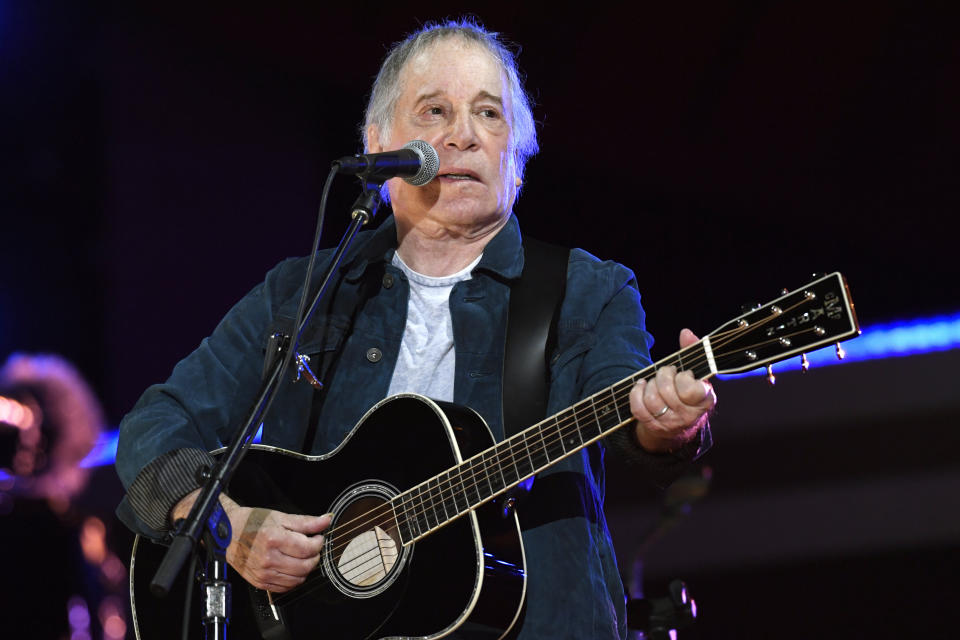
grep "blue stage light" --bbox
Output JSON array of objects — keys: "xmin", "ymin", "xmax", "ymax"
[{"xmin": 717, "ymin": 311, "xmax": 960, "ymax": 379}]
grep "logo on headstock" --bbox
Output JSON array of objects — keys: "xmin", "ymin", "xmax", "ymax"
[{"xmin": 825, "ymin": 291, "xmax": 844, "ymax": 320}]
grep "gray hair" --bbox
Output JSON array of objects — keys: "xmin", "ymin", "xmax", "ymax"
[{"xmin": 362, "ymin": 18, "xmax": 539, "ymax": 181}]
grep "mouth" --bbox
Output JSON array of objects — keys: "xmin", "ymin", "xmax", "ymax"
[{"xmin": 437, "ymin": 168, "xmax": 481, "ymax": 182}]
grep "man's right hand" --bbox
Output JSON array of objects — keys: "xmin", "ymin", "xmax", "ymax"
[{"xmin": 172, "ymin": 490, "xmax": 332, "ymax": 592}]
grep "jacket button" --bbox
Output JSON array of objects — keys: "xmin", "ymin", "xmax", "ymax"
[
  {"xmin": 382, "ymin": 273, "xmax": 394, "ymax": 289},
  {"xmin": 366, "ymin": 347, "xmax": 382, "ymax": 363}
]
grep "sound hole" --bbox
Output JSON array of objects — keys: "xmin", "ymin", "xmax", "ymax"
[{"xmin": 330, "ymin": 495, "xmax": 402, "ymax": 591}]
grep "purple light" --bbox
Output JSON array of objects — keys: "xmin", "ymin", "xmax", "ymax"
[{"xmin": 67, "ymin": 596, "xmax": 90, "ymax": 630}]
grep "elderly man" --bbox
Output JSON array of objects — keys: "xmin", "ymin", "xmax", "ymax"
[{"xmin": 117, "ymin": 19, "xmax": 715, "ymax": 640}]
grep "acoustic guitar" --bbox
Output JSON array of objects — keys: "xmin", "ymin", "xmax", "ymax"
[{"xmin": 130, "ymin": 272, "xmax": 859, "ymax": 639}]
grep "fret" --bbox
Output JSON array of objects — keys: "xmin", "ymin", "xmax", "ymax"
[
  {"xmin": 397, "ymin": 497, "xmax": 417, "ymax": 542},
  {"xmin": 528, "ymin": 422, "xmax": 550, "ymax": 470},
  {"xmin": 483, "ymin": 449, "xmax": 506, "ymax": 495},
  {"xmin": 411, "ymin": 485, "xmax": 431, "ymax": 534},
  {"xmin": 615, "ymin": 383, "xmax": 632, "ymax": 424},
  {"xmin": 561, "ymin": 408, "xmax": 583, "ymax": 451},
  {"xmin": 580, "ymin": 398, "xmax": 604, "ymax": 440},
  {"xmin": 513, "ymin": 434, "xmax": 535, "ymax": 479},
  {"xmin": 543, "ymin": 416, "xmax": 565, "ymax": 461},
  {"xmin": 441, "ymin": 473, "xmax": 454, "ymax": 519},
  {"xmin": 417, "ymin": 482, "xmax": 439, "ymax": 530},
  {"xmin": 494, "ymin": 448, "xmax": 510, "ymax": 490},
  {"xmin": 450, "ymin": 469, "xmax": 469, "ymax": 513},
  {"xmin": 428, "ymin": 476, "xmax": 448, "ymax": 524},
  {"xmin": 464, "ymin": 457, "xmax": 483, "ymax": 506},
  {"xmin": 437, "ymin": 471, "xmax": 459, "ymax": 521},
  {"xmin": 595, "ymin": 399, "xmax": 617, "ymax": 432},
  {"xmin": 589, "ymin": 399, "xmax": 604, "ymax": 437},
  {"xmin": 500, "ymin": 446, "xmax": 520, "ymax": 487},
  {"xmin": 607, "ymin": 387, "xmax": 623, "ymax": 424}
]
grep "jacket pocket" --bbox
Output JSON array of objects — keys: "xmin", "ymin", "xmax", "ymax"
[{"xmin": 261, "ymin": 315, "xmax": 348, "ymax": 379}]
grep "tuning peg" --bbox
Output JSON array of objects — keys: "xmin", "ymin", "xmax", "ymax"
[
  {"xmin": 740, "ymin": 302, "xmax": 761, "ymax": 314},
  {"xmin": 835, "ymin": 343, "xmax": 846, "ymax": 360},
  {"xmin": 766, "ymin": 365, "xmax": 776, "ymax": 385},
  {"xmin": 800, "ymin": 353, "xmax": 810, "ymax": 372},
  {"xmin": 780, "ymin": 287, "xmax": 790, "ymax": 296},
  {"xmin": 810, "ymin": 272, "xmax": 826, "ymax": 280}
]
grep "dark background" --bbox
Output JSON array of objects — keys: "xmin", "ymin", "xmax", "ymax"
[{"xmin": 2, "ymin": 1, "xmax": 958, "ymax": 638}]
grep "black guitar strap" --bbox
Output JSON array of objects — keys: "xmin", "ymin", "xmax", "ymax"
[{"xmin": 502, "ymin": 237, "xmax": 570, "ymax": 438}]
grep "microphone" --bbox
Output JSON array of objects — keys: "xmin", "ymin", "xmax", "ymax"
[{"xmin": 334, "ymin": 140, "xmax": 439, "ymax": 186}]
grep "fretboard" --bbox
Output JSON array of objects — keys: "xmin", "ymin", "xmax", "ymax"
[{"xmin": 393, "ymin": 339, "xmax": 715, "ymax": 544}]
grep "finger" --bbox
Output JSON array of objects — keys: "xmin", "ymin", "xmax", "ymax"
[
  {"xmin": 264, "ymin": 549, "xmax": 322, "ymax": 577},
  {"xmin": 678, "ymin": 328, "xmax": 700, "ymax": 348},
  {"xmin": 650, "ymin": 366, "xmax": 681, "ymax": 413},
  {"xmin": 255, "ymin": 569, "xmax": 308, "ymax": 593},
  {"xmin": 274, "ymin": 528, "xmax": 326, "ymax": 559},
  {"xmin": 674, "ymin": 370, "xmax": 712, "ymax": 408},
  {"xmin": 635, "ymin": 378, "xmax": 671, "ymax": 422},
  {"xmin": 283, "ymin": 513, "xmax": 333, "ymax": 535},
  {"xmin": 630, "ymin": 380, "xmax": 656, "ymax": 422}
]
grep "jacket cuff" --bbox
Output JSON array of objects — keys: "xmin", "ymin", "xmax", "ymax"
[
  {"xmin": 125, "ymin": 447, "xmax": 216, "ymax": 532},
  {"xmin": 605, "ymin": 420, "xmax": 711, "ymax": 487}
]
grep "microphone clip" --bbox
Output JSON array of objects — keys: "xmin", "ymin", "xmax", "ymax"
[{"xmin": 349, "ymin": 182, "xmax": 383, "ymax": 224}]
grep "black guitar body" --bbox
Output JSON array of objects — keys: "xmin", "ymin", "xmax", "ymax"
[{"xmin": 130, "ymin": 394, "xmax": 527, "ymax": 640}]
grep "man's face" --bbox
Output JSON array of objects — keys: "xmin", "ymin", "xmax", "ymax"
[{"xmin": 368, "ymin": 39, "xmax": 519, "ymax": 232}]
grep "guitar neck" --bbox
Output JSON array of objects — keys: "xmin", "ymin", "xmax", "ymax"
[
  {"xmin": 392, "ymin": 271, "xmax": 860, "ymax": 545},
  {"xmin": 393, "ymin": 340, "xmax": 716, "ymax": 544}
]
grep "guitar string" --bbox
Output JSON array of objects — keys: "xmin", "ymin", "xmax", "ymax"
[
  {"xmin": 320, "ymin": 296, "xmax": 820, "ymax": 563},
  {"xmin": 278, "ymin": 298, "xmax": 832, "ymax": 604}
]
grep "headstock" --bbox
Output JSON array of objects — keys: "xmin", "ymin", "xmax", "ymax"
[{"xmin": 707, "ymin": 272, "xmax": 860, "ymax": 376}]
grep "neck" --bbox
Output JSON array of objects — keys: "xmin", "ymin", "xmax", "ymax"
[{"xmin": 394, "ymin": 213, "xmax": 510, "ymax": 277}]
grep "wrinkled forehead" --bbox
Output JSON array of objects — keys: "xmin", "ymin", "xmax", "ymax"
[{"xmin": 396, "ymin": 37, "xmax": 511, "ymax": 109}]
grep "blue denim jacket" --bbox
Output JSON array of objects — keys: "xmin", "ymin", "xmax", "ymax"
[{"xmin": 116, "ymin": 214, "xmax": 703, "ymax": 639}]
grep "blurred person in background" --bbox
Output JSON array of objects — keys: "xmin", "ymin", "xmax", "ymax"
[{"xmin": 1, "ymin": 353, "xmax": 127, "ymax": 640}]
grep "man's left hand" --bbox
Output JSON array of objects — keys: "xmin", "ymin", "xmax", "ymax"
[{"xmin": 629, "ymin": 328, "xmax": 717, "ymax": 453}]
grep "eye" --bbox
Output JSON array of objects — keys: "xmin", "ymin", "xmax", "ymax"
[{"xmin": 479, "ymin": 108, "xmax": 501, "ymax": 119}]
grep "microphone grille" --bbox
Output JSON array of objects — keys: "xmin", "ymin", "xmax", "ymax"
[{"xmin": 402, "ymin": 140, "xmax": 440, "ymax": 186}]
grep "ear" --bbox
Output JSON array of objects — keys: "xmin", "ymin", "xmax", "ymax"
[
  {"xmin": 366, "ymin": 124, "xmax": 384, "ymax": 153},
  {"xmin": 513, "ymin": 149, "xmax": 524, "ymax": 188}
]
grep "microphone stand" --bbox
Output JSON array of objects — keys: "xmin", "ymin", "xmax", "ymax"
[{"xmin": 149, "ymin": 178, "xmax": 384, "ymax": 639}]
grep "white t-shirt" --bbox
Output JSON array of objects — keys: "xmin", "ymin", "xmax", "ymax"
[{"xmin": 386, "ymin": 252, "xmax": 482, "ymax": 402}]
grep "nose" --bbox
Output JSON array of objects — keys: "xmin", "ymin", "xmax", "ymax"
[{"xmin": 443, "ymin": 109, "xmax": 479, "ymax": 151}]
